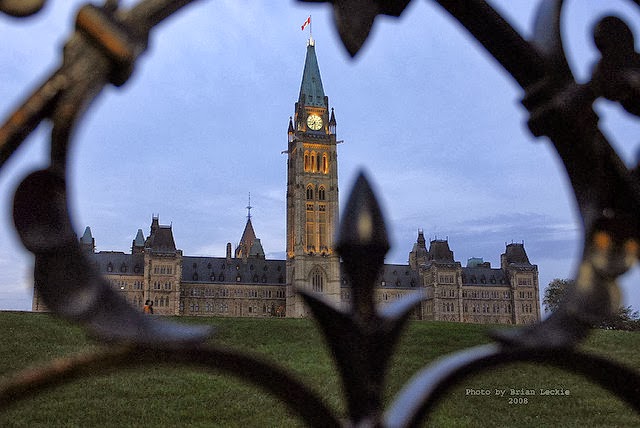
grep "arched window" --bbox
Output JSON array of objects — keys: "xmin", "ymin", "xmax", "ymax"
[
  {"xmin": 311, "ymin": 269, "xmax": 324, "ymax": 293},
  {"xmin": 322, "ymin": 153, "xmax": 328, "ymax": 174},
  {"xmin": 304, "ymin": 151, "xmax": 310, "ymax": 172},
  {"xmin": 318, "ymin": 186, "xmax": 326, "ymax": 201},
  {"xmin": 310, "ymin": 152, "xmax": 316, "ymax": 172},
  {"xmin": 306, "ymin": 185, "xmax": 314, "ymax": 200}
]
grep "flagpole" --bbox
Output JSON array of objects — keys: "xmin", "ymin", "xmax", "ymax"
[{"xmin": 301, "ymin": 15, "xmax": 312, "ymax": 45}]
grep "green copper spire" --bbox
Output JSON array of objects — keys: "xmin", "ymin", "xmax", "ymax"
[{"xmin": 298, "ymin": 38, "xmax": 326, "ymax": 107}]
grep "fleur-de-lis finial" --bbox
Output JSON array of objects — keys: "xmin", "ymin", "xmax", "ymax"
[{"xmin": 298, "ymin": 171, "xmax": 424, "ymax": 425}]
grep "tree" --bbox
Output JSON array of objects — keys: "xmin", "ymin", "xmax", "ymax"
[
  {"xmin": 543, "ymin": 278, "xmax": 640, "ymax": 331},
  {"xmin": 599, "ymin": 305, "xmax": 640, "ymax": 331},
  {"xmin": 542, "ymin": 278, "xmax": 573, "ymax": 313}
]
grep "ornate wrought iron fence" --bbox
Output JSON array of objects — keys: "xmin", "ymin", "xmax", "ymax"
[{"xmin": 1, "ymin": 0, "xmax": 640, "ymax": 426}]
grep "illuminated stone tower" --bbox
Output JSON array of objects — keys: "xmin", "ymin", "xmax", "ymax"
[{"xmin": 286, "ymin": 37, "xmax": 340, "ymax": 317}]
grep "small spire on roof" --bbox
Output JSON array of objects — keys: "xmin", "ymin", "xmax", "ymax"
[{"xmin": 246, "ymin": 193, "xmax": 252, "ymax": 220}]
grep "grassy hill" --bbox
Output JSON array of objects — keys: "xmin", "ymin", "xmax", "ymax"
[{"xmin": 0, "ymin": 311, "xmax": 639, "ymax": 427}]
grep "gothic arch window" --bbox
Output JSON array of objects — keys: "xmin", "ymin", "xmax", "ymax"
[
  {"xmin": 107, "ymin": 262, "xmax": 113, "ymax": 272},
  {"xmin": 310, "ymin": 152, "xmax": 317, "ymax": 172},
  {"xmin": 306, "ymin": 184, "xmax": 314, "ymax": 200},
  {"xmin": 318, "ymin": 186, "xmax": 326, "ymax": 201},
  {"xmin": 322, "ymin": 153, "xmax": 328, "ymax": 174},
  {"xmin": 311, "ymin": 268, "xmax": 325, "ymax": 293},
  {"xmin": 120, "ymin": 263, "xmax": 127, "ymax": 273},
  {"xmin": 316, "ymin": 152, "xmax": 322, "ymax": 172},
  {"xmin": 304, "ymin": 151, "xmax": 310, "ymax": 172}
]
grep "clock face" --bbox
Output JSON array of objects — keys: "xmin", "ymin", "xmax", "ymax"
[{"xmin": 307, "ymin": 114, "xmax": 323, "ymax": 130}]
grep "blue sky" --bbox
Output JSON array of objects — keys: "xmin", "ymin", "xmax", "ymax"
[{"xmin": 1, "ymin": 0, "xmax": 640, "ymax": 312}]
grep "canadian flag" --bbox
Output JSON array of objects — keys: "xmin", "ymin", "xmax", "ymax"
[{"xmin": 301, "ymin": 16, "xmax": 311, "ymax": 31}]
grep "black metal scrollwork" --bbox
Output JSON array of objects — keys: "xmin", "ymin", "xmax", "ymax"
[{"xmin": 2, "ymin": 0, "xmax": 640, "ymax": 426}]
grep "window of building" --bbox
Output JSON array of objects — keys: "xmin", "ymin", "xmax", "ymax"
[
  {"xmin": 306, "ymin": 208, "xmax": 315, "ymax": 252},
  {"xmin": 310, "ymin": 152, "xmax": 317, "ymax": 172},
  {"xmin": 318, "ymin": 209, "xmax": 327, "ymax": 250},
  {"xmin": 318, "ymin": 186, "xmax": 326, "ymax": 201},
  {"xmin": 311, "ymin": 269, "xmax": 324, "ymax": 293},
  {"xmin": 517, "ymin": 276, "xmax": 533, "ymax": 286},
  {"xmin": 306, "ymin": 185, "xmax": 314, "ymax": 200}
]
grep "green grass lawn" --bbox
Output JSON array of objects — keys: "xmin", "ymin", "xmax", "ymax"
[{"xmin": 0, "ymin": 311, "xmax": 639, "ymax": 427}]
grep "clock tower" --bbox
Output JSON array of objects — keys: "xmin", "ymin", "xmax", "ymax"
[{"xmin": 286, "ymin": 37, "xmax": 340, "ymax": 317}]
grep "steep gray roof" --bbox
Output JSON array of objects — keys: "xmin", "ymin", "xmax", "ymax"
[
  {"xmin": 428, "ymin": 239, "xmax": 454, "ymax": 263},
  {"xmin": 298, "ymin": 41, "xmax": 326, "ymax": 107},
  {"xmin": 92, "ymin": 252, "xmax": 145, "ymax": 275},
  {"xmin": 341, "ymin": 263, "xmax": 420, "ymax": 289},
  {"xmin": 147, "ymin": 226, "xmax": 177, "ymax": 254},
  {"xmin": 80, "ymin": 226, "xmax": 93, "ymax": 245},
  {"xmin": 461, "ymin": 267, "xmax": 508, "ymax": 286},
  {"xmin": 503, "ymin": 243, "xmax": 531, "ymax": 265},
  {"xmin": 182, "ymin": 256, "xmax": 286, "ymax": 285},
  {"xmin": 133, "ymin": 229, "xmax": 145, "ymax": 247},
  {"xmin": 249, "ymin": 238, "xmax": 265, "ymax": 258}
]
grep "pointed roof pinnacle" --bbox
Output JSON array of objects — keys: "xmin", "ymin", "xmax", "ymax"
[
  {"xmin": 299, "ymin": 39, "xmax": 326, "ymax": 107},
  {"xmin": 133, "ymin": 229, "xmax": 145, "ymax": 247},
  {"xmin": 80, "ymin": 226, "xmax": 93, "ymax": 244}
]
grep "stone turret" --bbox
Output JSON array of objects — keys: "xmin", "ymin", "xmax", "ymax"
[{"xmin": 79, "ymin": 226, "xmax": 95, "ymax": 253}]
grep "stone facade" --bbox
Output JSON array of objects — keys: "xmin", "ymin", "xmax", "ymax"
[
  {"xmin": 286, "ymin": 37, "xmax": 341, "ymax": 317},
  {"xmin": 32, "ymin": 38, "xmax": 540, "ymax": 325}
]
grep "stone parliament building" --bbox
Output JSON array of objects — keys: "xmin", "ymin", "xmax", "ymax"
[{"xmin": 33, "ymin": 38, "xmax": 541, "ymax": 325}]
